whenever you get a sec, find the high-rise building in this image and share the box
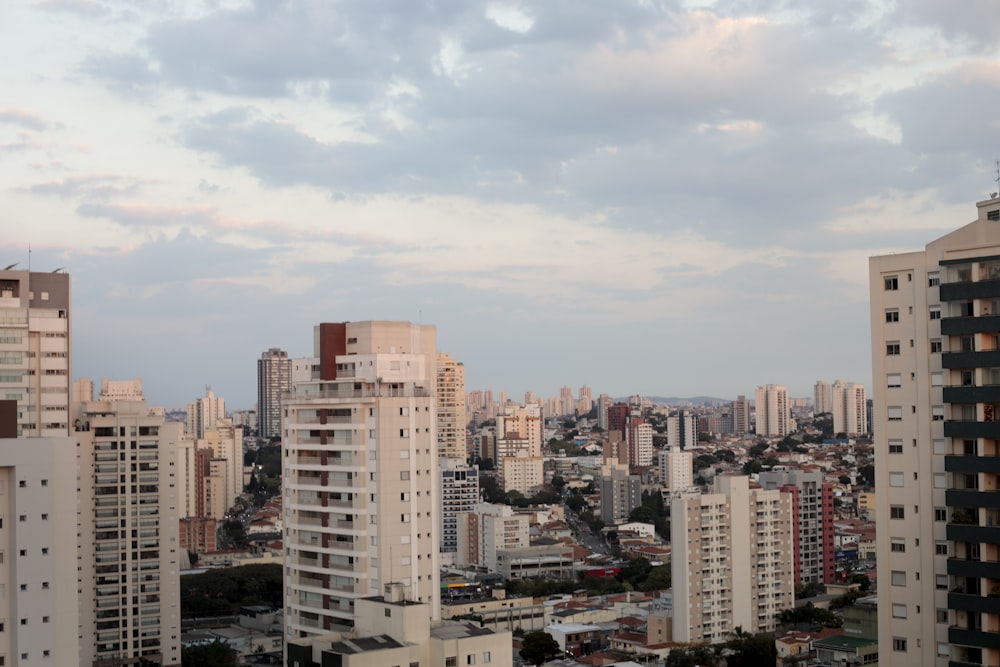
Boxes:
[436,353,466,459]
[732,395,750,435]
[185,386,226,439]
[439,459,479,557]
[869,195,1000,666]
[625,410,653,468]
[596,394,613,431]
[813,380,832,415]
[832,381,869,436]
[74,378,182,666]
[758,469,835,585]
[668,410,697,450]
[283,321,440,639]
[671,476,794,643]
[0,406,79,665]
[0,268,71,438]
[257,347,291,439]
[660,448,694,493]
[599,464,641,526]
[754,384,790,437]
[455,503,529,573]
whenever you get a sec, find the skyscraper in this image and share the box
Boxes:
[754,384,790,437]
[870,195,1000,666]
[435,353,466,459]
[185,386,226,439]
[74,378,182,666]
[0,268,70,438]
[732,395,750,435]
[667,410,697,450]
[832,381,869,436]
[813,380,832,415]
[671,476,794,643]
[282,321,441,639]
[257,347,291,439]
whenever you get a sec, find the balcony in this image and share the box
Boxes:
[949,557,1000,580]
[949,592,1000,615]
[945,386,1000,404]
[948,522,1000,544]
[946,422,1000,439]
[946,454,1000,474]
[944,351,1000,370]
[950,626,1000,650]
[942,279,1000,302]
[943,315,1000,336]
[948,489,1000,508]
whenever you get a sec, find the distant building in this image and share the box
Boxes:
[600,464,641,526]
[732,395,750,435]
[436,353,466,459]
[814,380,833,414]
[186,386,226,439]
[456,503,529,573]
[668,410,697,450]
[672,476,794,643]
[755,384,790,437]
[257,347,291,439]
[758,469,835,585]
[440,459,479,556]
[832,380,869,436]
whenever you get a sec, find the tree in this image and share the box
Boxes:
[479,475,505,504]
[181,639,238,667]
[519,631,561,665]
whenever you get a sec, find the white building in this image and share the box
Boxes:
[832,380,869,436]
[186,387,226,439]
[257,347,291,439]
[660,449,694,493]
[869,196,1000,666]
[435,353,466,459]
[0,431,79,666]
[754,384,790,437]
[74,378,182,666]
[283,321,441,640]
[455,502,529,574]
[813,380,832,415]
[439,459,479,558]
[671,476,794,644]
[667,410,697,450]
[0,269,71,438]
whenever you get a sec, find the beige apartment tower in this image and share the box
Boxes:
[283,321,441,640]
[0,269,70,438]
[435,353,466,459]
[671,476,794,644]
[870,196,1000,666]
[754,384,790,437]
[74,379,182,666]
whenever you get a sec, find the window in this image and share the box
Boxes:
[931,371,943,386]
[932,405,944,421]
[399,429,409,438]
[40,480,46,487]
[933,438,946,454]
[41,616,47,623]
[936,609,948,623]
[40,514,47,521]
[41,548,47,555]
[17,481,24,489]
[400,471,410,481]
[935,507,947,521]
[385,609,391,618]
[891,506,905,519]
[929,272,940,287]
[888,373,902,387]
[446,659,457,667]
[885,276,899,290]
[467,655,476,665]
[934,473,946,488]
[931,339,942,353]
[936,575,948,590]
[889,439,903,453]
[891,571,906,586]
[889,472,904,487]
[893,638,907,652]
[893,604,907,618]
[886,309,899,322]
[930,306,941,320]
[935,542,948,555]
[888,406,903,421]
[483,652,491,664]
[891,538,905,552]
[887,341,901,355]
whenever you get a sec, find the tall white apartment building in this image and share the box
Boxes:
[455,503,529,574]
[671,476,794,644]
[732,395,750,435]
[832,381,869,436]
[870,196,1000,667]
[496,404,542,456]
[283,321,441,640]
[660,448,694,493]
[0,269,70,438]
[185,387,226,439]
[74,378,182,667]
[257,347,291,439]
[667,410,697,450]
[199,421,243,515]
[626,411,654,468]
[439,459,479,558]
[0,426,79,666]
[600,464,641,526]
[435,353,466,459]
[754,384,790,437]
[814,380,832,414]
[758,469,835,585]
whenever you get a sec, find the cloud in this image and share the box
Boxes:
[31,0,109,18]
[0,107,55,131]
[24,174,145,199]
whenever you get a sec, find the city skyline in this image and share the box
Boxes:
[4,3,998,409]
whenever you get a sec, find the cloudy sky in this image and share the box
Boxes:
[3,0,999,410]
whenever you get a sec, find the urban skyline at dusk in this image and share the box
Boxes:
[4,2,999,408]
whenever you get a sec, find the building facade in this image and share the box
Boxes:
[758,469,835,585]
[74,379,182,666]
[832,381,869,436]
[435,353,466,459]
[282,321,441,640]
[870,196,1000,666]
[0,269,71,438]
[754,385,790,437]
[439,459,479,556]
[671,476,794,644]
[257,347,291,439]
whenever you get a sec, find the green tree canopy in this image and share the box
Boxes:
[519,631,561,665]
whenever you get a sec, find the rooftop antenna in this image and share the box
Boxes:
[993,160,1000,199]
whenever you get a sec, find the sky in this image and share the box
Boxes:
[3,0,1000,410]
